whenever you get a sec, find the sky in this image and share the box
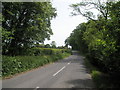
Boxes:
[44,0,88,46]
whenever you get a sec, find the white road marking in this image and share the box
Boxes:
[36,86,39,88]
[53,66,66,76]
[67,62,71,65]
[34,86,39,90]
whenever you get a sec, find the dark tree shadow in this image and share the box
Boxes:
[66,78,95,89]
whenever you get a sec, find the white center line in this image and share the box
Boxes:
[53,66,66,76]
[67,62,71,65]
[34,86,39,90]
[36,86,39,88]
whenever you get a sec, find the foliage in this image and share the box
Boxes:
[70,0,118,20]
[84,57,120,88]
[65,23,88,52]
[66,1,120,75]
[2,2,57,56]
[44,44,51,48]
[50,41,56,48]
[32,48,69,56]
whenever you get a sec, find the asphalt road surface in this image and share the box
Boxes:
[2,51,95,89]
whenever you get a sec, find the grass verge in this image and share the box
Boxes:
[2,52,71,79]
[84,57,120,89]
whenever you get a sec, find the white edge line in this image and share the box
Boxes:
[53,66,66,76]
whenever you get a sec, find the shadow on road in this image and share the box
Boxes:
[66,78,95,88]
[57,50,85,64]
[72,50,80,55]
[63,51,95,88]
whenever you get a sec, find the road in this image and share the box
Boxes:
[2,51,95,89]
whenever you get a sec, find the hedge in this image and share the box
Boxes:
[32,48,71,56]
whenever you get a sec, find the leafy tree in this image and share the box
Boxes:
[67,1,120,75]
[2,2,57,55]
[50,41,56,48]
[44,44,51,48]
[70,0,118,20]
[65,23,87,52]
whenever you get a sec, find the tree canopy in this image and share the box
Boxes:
[70,0,118,20]
[66,1,120,75]
[2,2,57,55]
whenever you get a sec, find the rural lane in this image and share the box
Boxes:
[2,51,95,89]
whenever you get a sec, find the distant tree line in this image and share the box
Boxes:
[35,41,68,49]
[65,1,120,75]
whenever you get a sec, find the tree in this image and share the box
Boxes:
[50,41,56,48]
[65,23,87,52]
[2,2,57,55]
[65,38,69,48]
[67,1,120,74]
[44,44,51,48]
[70,0,118,21]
